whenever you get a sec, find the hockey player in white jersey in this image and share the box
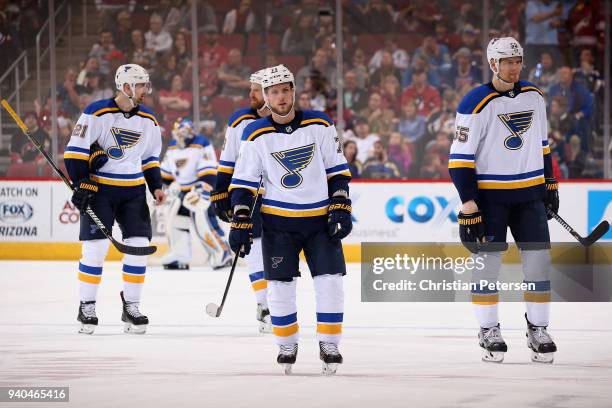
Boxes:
[211,68,273,333]
[228,65,352,375]
[449,38,558,363]
[64,64,165,335]
[160,118,232,270]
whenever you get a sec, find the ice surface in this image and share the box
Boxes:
[1,261,611,408]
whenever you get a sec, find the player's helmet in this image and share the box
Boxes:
[261,65,295,117]
[249,68,267,86]
[115,64,152,106]
[172,118,195,148]
[486,37,523,74]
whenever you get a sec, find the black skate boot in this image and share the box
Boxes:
[77,300,98,334]
[319,341,343,375]
[277,343,298,375]
[526,314,557,364]
[478,324,508,363]
[163,261,189,270]
[256,304,271,334]
[120,291,149,334]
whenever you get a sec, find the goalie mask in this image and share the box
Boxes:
[172,118,195,149]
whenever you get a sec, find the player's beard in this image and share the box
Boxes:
[271,101,293,116]
[250,98,264,111]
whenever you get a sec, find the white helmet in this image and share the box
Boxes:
[486,37,523,74]
[115,64,152,107]
[261,64,295,118]
[249,68,267,85]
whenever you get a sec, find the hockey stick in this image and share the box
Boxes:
[206,181,262,318]
[1,99,156,256]
[547,208,609,246]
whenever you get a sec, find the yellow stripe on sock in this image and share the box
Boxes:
[317,323,342,335]
[252,280,267,291]
[123,273,145,283]
[524,292,551,303]
[78,272,101,284]
[273,323,299,337]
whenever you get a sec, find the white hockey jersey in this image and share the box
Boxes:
[64,98,162,194]
[449,80,553,204]
[160,135,218,191]
[217,107,261,180]
[229,110,351,231]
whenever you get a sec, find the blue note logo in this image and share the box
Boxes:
[106,127,142,159]
[498,110,534,150]
[588,191,612,240]
[271,143,316,188]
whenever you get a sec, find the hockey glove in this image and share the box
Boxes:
[327,196,353,241]
[89,142,108,172]
[72,179,98,214]
[458,210,486,254]
[544,178,559,220]
[211,190,232,223]
[229,213,253,257]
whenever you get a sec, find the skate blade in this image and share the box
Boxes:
[78,324,96,335]
[258,321,272,334]
[281,364,293,375]
[123,322,147,334]
[322,362,339,376]
[531,351,554,364]
[481,350,505,363]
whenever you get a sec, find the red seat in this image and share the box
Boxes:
[355,34,386,57]
[217,34,246,52]
[211,95,236,118]
[396,34,425,53]
[245,34,281,55]
[243,55,264,71]
[276,55,306,75]
[6,162,40,178]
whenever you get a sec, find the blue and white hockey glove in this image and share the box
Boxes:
[211,190,232,223]
[72,178,98,214]
[229,211,253,257]
[327,194,352,241]
[544,178,559,220]
[458,210,486,254]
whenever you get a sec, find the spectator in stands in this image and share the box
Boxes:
[566,134,587,178]
[350,48,369,89]
[398,98,426,144]
[303,74,329,112]
[359,92,396,138]
[419,153,444,179]
[127,29,154,70]
[281,13,317,59]
[56,67,82,116]
[199,97,225,148]
[158,0,182,34]
[445,47,481,90]
[368,36,409,74]
[380,75,402,115]
[172,32,192,77]
[387,131,412,178]
[314,7,334,45]
[413,36,451,80]
[527,51,557,94]
[355,0,395,35]
[457,25,482,64]
[189,0,217,34]
[342,70,368,114]
[112,10,132,53]
[401,70,441,119]
[145,13,173,56]
[153,53,181,91]
[295,48,335,94]
[199,26,228,69]
[566,0,603,66]
[548,95,572,157]
[425,130,452,174]
[89,29,116,75]
[77,57,100,86]
[297,91,313,110]
[78,94,93,113]
[223,0,268,34]
[10,112,50,163]
[573,48,603,95]
[434,21,461,52]
[218,48,251,100]
[159,74,192,125]
[343,140,362,179]
[362,141,401,179]
[524,0,563,69]
[96,0,135,31]
[548,66,594,150]
[396,0,441,34]
[369,51,402,89]
[346,117,380,163]
[402,54,441,88]
[426,88,458,139]
[82,72,113,101]
[453,3,481,33]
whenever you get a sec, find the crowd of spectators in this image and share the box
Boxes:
[2,0,607,180]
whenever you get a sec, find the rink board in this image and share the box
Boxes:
[0,179,610,262]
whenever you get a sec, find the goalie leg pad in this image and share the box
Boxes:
[162,197,192,265]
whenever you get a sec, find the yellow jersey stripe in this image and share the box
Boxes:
[142,162,160,171]
[91,175,145,187]
[472,92,499,114]
[217,166,234,175]
[261,206,328,218]
[326,170,352,179]
[477,177,544,190]
[197,169,217,177]
[448,161,476,169]
[247,126,276,141]
[93,107,120,116]
[137,111,159,126]
[63,152,90,160]
[301,118,331,127]
[521,86,543,96]
[543,146,551,155]
[229,184,258,194]
[231,114,256,127]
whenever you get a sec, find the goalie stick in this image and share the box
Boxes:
[547,208,609,247]
[1,99,157,256]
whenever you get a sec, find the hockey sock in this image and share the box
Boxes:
[78,239,110,302]
[121,237,149,303]
[246,238,267,306]
[471,251,501,328]
[314,274,344,345]
[267,279,298,345]
[521,250,552,326]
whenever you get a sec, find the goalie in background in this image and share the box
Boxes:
[160,118,232,270]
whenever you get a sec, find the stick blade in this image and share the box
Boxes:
[206,303,220,318]
[584,221,610,246]
[114,240,157,255]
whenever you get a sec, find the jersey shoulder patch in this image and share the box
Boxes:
[83,98,118,116]
[518,80,544,97]
[300,110,333,128]
[457,84,500,115]
[242,117,275,142]
[228,107,258,128]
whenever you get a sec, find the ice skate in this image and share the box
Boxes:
[256,303,271,333]
[277,343,298,375]
[526,314,556,364]
[319,341,343,375]
[77,300,98,334]
[478,324,507,363]
[163,260,189,270]
[120,291,149,334]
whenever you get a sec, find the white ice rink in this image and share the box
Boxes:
[1,261,611,408]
